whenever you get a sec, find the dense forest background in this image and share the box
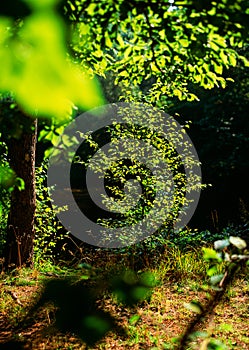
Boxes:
[170,47,249,230]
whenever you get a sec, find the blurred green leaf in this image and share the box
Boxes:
[207,339,228,349]
[210,274,224,286]
[82,315,111,335]
[111,270,155,306]
[202,248,222,262]
[184,301,203,314]
[188,331,209,340]
[0,1,105,121]
[0,166,16,191]
[129,314,141,325]
[207,265,218,277]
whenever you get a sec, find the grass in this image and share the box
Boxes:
[0,247,248,349]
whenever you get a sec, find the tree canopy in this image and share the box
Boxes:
[0,0,248,118]
[68,0,249,103]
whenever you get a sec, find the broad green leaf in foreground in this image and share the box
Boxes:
[0,165,25,191]
[0,0,104,122]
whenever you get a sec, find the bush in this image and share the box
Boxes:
[34,162,69,263]
[0,142,11,255]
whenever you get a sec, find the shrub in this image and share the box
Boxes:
[34,162,69,263]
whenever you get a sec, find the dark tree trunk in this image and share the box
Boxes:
[4,116,37,269]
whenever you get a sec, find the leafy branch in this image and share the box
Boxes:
[144,8,164,75]
[178,236,248,349]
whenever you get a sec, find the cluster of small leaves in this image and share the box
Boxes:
[75,105,203,246]
[220,223,249,245]
[205,236,248,287]
[69,0,249,104]
[0,142,10,254]
[181,234,248,349]
[0,137,25,253]
[0,97,30,192]
[165,228,231,250]
[34,162,69,262]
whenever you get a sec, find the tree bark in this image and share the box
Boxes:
[4,116,37,269]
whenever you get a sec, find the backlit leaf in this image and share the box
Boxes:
[229,236,247,250]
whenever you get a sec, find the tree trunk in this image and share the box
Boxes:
[4,116,37,269]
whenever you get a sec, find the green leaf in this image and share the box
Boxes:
[0,5,105,121]
[132,286,151,300]
[220,50,228,65]
[119,70,130,77]
[207,265,218,277]
[129,314,141,325]
[218,323,233,332]
[80,275,89,280]
[82,315,111,335]
[16,177,25,191]
[208,7,216,16]
[207,339,228,349]
[213,63,223,75]
[184,301,202,314]
[188,331,208,340]
[117,33,125,48]
[105,33,112,48]
[139,271,157,287]
[202,248,222,261]
[210,274,224,286]
[239,55,249,67]
[0,166,16,191]
[228,54,236,67]
[179,39,189,47]
[174,89,183,100]
[86,3,97,16]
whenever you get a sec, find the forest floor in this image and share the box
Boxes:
[0,261,248,350]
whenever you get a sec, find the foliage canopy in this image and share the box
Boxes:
[69,0,249,104]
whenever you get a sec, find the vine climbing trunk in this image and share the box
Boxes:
[4,115,37,269]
